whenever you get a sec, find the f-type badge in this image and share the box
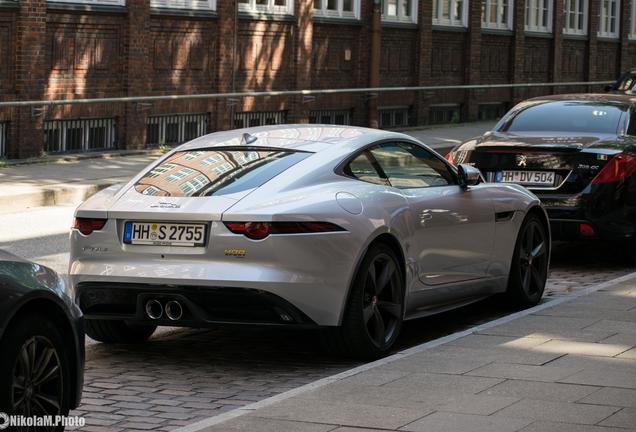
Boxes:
[150,202,180,209]
[516,154,528,168]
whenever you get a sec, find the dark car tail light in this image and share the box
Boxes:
[73,218,108,235]
[592,153,636,184]
[224,222,346,240]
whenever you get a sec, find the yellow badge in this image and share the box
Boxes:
[224,249,247,258]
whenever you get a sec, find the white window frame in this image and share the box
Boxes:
[630,0,636,39]
[47,0,125,6]
[432,0,469,27]
[598,0,620,38]
[313,0,360,19]
[482,0,514,30]
[150,0,214,10]
[525,0,553,32]
[382,0,418,24]
[563,0,588,35]
[238,0,293,15]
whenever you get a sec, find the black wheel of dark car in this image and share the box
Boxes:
[0,314,72,431]
[507,214,549,307]
[325,243,404,359]
[85,319,156,344]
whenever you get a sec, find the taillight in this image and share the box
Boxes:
[224,222,346,240]
[445,151,456,165]
[592,153,636,183]
[72,218,107,235]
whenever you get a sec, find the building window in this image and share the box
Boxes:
[563,0,588,35]
[598,0,619,38]
[482,0,514,30]
[382,0,418,24]
[47,0,125,6]
[0,122,6,158]
[234,111,287,129]
[238,0,293,15]
[430,104,461,124]
[432,0,468,27]
[151,0,214,9]
[44,118,117,154]
[478,103,508,121]
[143,186,162,196]
[165,168,195,183]
[379,107,410,129]
[525,0,553,32]
[146,113,208,148]
[631,0,636,38]
[179,174,210,195]
[313,0,359,18]
[308,110,352,125]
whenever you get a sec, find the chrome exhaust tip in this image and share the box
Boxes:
[165,300,183,321]
[145,299,163,320]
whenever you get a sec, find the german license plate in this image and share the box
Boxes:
[123,222,206,246]
[496,170,555,186]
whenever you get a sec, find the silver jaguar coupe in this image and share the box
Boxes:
[69,125,550,358]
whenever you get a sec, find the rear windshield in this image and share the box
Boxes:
[503,101,625,134]
[134,148,310,197]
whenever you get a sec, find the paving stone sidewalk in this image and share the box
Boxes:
[198,276,636,432]
[0,121,494,212]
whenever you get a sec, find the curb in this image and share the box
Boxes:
[174,271,636,432]
[0,181,116,212]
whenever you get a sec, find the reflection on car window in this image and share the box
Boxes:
[135,148,310,197]
[370,142,455,189]
[505,101,625,134]
[344,152,388,186]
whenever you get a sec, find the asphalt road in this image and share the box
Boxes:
[1,204,634,432]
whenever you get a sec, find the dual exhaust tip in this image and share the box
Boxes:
[145,299,183,321]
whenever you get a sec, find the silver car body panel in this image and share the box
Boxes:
[69,125,546,326]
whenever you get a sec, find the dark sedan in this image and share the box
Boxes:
[0,250,84,427]
[447,94,636,250]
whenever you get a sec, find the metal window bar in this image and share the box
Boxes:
[0,122,6,158]
[146,113,208,147]
[43,118,117,154]
[379,107,411,129]
[429,104,461,125]
[234,111,287,129]
[308,110,352,125]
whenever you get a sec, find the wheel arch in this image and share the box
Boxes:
[1,296,83,409]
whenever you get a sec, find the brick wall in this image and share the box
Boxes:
[3,0,636,158]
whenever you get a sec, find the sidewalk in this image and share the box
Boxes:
[0,121,494,213]
[187,275,636,432]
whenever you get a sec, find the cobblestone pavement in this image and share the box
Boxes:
[70,241,634,432]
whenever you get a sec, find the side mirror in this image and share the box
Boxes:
[458,164,483,188]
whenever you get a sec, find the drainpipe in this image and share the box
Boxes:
[368,0,381,129]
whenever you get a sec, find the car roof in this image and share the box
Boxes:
[526,93,636,105]
[176,124,417,153]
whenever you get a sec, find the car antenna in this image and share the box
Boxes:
[242,133,258,145]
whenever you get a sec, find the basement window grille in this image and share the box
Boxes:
[44,118,117,154]
[478,103,507,121]
[0,122,6,158]
[146,113,208,148]
[309,110,352,125]
[234,111,287,129]
[429,104,462,125]
[379,107,410,129]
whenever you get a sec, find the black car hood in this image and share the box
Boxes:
[472,132,630,152]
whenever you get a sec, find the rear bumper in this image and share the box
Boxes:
[77,282,317,327]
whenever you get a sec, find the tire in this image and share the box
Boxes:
[507,213,549,307]
[323,243,404,360]
[85,319,156,344]
[0,313,72,430]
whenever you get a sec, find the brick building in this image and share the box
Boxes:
[0,0,635,159]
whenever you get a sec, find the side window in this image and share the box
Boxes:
[343,152,389,186]
[628,111,636,136]
[370,142,456,189]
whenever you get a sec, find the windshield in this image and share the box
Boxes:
[134,148,311,197]
[503,101,625,134]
